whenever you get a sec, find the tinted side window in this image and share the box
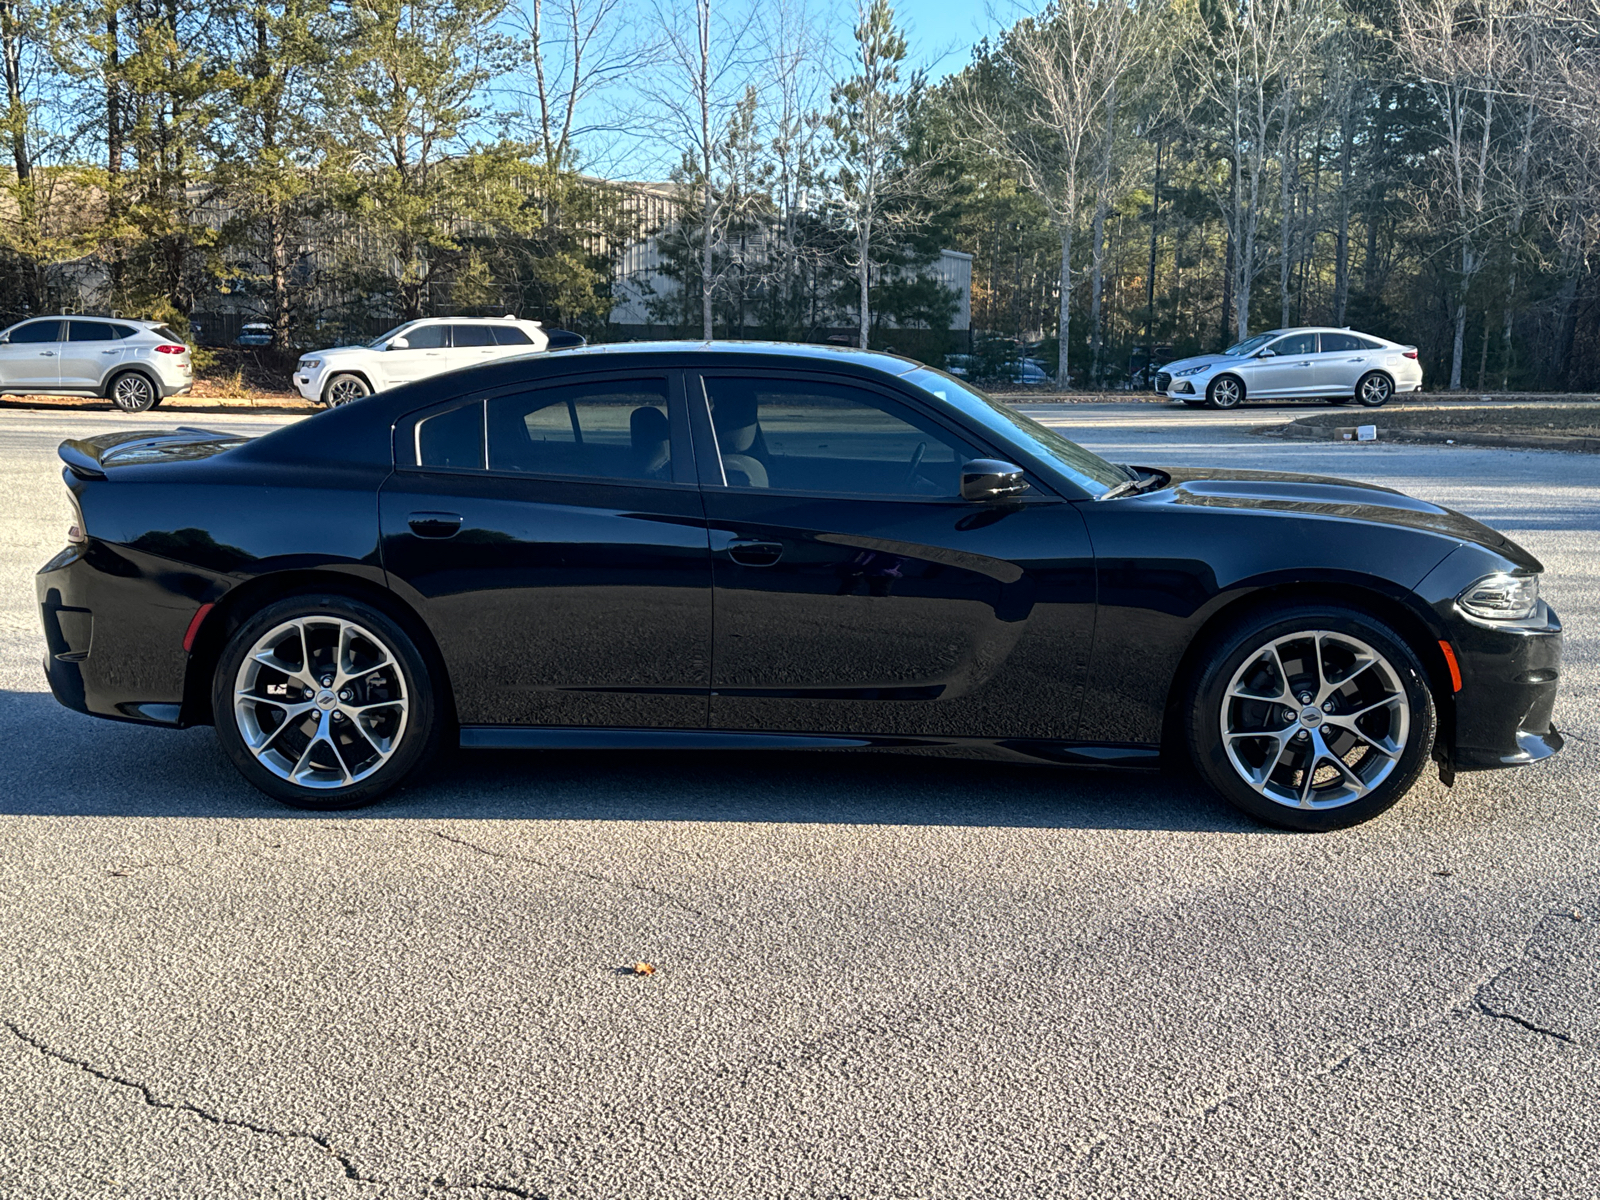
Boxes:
[110,324,136,339]
[152,325,185,343]
[399,324,448,350]
[1355,336,1386,350]
[703,378,972,497]
[1268,333,1317,356]
[416,402,485,470]
[451,323,495,347]
[491,324,535,345]
[1320,333,1364,353]
[9,320,60,343]
[487,379,671,481]
[69,321,117,342]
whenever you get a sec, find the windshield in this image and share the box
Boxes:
[899,367,1130,496]
[1223,333,1277,356]
[367,323,413,349]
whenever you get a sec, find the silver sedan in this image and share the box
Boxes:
[1155,327,1424,409]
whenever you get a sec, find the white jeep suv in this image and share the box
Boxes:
[0,316,193,411]
[294,316,551,406]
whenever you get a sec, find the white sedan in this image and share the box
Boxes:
[1156,327,1423,409]
[294,317,551,406]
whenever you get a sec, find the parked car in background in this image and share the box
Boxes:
[1156,327,1422,409]
[235,323,273,347]
[943,352,1054,386]
[293,316,552,407]
[0,316,192,412]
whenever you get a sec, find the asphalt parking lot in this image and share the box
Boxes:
[0,401,1594,1199]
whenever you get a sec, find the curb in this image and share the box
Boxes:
[1257,420,1600,454]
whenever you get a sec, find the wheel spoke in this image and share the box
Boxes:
[1324,714,1401,758]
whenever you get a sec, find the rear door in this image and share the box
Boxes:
[1310,331,1372,396]
[689,369,1097,740]
[60,320,126,389]
[0,319,62,389]
[379,370,713,729]
[446,322,499,371]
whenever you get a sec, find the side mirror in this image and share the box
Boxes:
[961,459,1030,502]
[1255,348,1276,358]
[388,336,409,350]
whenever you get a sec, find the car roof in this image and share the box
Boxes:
[404,315,543,326]
[496,339,922,374]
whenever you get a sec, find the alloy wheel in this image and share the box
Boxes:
[1219,629,1409,811]
[112,374,156,412]
[1208,377,1242,408]
[232,616,409,790]
[1358,374,1392,407]
[326,376,369,406]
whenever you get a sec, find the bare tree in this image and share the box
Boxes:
[951,0,1131,385]
[514,0,648,169]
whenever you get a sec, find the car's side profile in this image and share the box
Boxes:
[0,316,193,411]
[38,343,1560,830]
[293,316,554,407]
[1156,327,1424,409]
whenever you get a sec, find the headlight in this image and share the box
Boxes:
[299,359,321,370]
[1457,572,1539,620]
[1173,364,1209,377]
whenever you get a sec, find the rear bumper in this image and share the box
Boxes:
[1449,601,1563,771]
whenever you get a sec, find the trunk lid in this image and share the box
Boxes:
[59,428,250,479]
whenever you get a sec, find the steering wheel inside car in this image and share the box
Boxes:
[903,441,927,488]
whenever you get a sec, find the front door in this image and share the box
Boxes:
[689,371,1097,741]
[379,371,712,729]
[378,323,449,387]
[0,319,62,390]
[1242,331,1319,398]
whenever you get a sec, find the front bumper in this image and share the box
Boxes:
[294,373,321,402]
[1448,601,1563,770]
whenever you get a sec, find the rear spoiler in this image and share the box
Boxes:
[59,427,245,480]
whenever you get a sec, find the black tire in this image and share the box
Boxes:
[324,373,371,407]
[1184,603,1437,831]
[212,594,440,810]
[1206,374,1244,409]
[108,371,159,413]
[1355,371,1393,408]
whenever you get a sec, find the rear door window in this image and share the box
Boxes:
[415,402,486,470]
[68,321,118,342]
[487,379,673,482]
[450,324,495,347]
[1320,332,1365,353]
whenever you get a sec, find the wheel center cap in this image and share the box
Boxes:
[1300,706,1324,728]
[315,689,338,710]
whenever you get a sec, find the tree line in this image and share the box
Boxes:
[1,0,1597,390]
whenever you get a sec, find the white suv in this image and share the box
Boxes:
[0,316,193,411]
[294,316,552,406]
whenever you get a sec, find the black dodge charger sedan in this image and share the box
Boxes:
[37,342,1562,830]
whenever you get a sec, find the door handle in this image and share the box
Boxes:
[1295,361,1311,367]
[724,539,784,567]
[102,349,119,354]
[407,511,463,538]
[40,350,54,356]
[1347,358,1365,363]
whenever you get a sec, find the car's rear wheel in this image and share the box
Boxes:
[324,374,370,407]
[1185,604,1436,830]
[1356,372,1393,407]
[109,371,158,413]
[212,595,439,810]
[1206,375,1244,409]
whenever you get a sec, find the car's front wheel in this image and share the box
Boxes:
[109,371,158,413]
[1185,604,1437,830]
[324,374,371,407]
[212,595,439,810]
[1206,375,1244,409]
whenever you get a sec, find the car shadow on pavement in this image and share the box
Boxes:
[0,689,1264,833]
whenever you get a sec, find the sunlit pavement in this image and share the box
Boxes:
[0,405,1594,1199]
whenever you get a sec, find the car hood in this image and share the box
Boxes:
[1133,465,1540,570]
[305,345,373,363]
[1158,353,1237,374]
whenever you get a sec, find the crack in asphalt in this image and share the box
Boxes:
[433,829,713,921]
[2,1019,548,1199]
[1063,901,1587,1182]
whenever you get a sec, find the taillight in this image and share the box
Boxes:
[1403,349,1418,360]
[67,496,86,545]
[154,344,187,355]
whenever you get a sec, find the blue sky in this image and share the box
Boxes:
[895,0,1009,80]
